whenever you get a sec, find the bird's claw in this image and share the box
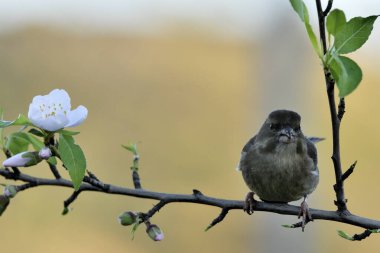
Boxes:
[298,197,313,231]
[244,192,257,215]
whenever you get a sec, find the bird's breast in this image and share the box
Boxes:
[241,142,319,202]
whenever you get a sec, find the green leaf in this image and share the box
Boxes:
[25,134,44,150]
[5,132,32,154]
[58,129,80,136]
[131,218,141,240]
[289,0,321,57]
[0,114,30,128]
[281,224,295,228]
[327,9,346,37]
[334,15,378,54]
[330,55,362,97]
[337,230,354,241]
[305,23,322,57]
[58,134,86,191]
[122,143,138,155]
[5,131,46,155]
[28,128,45,137]
[289,0,309,23]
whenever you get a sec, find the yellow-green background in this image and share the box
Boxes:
[1,1,380,252]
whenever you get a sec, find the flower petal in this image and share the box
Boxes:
[47,89,71,111]
[65,105,88,128]
[3,152,31,167]
[32,113,69,131]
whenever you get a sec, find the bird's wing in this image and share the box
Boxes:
[236,135,257,171]
[306,139,318,166]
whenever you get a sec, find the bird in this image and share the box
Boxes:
[237,110,320,230]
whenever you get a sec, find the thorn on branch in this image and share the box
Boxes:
[323,0,333,16]
[87,170,100,181]
[193,189,203,197]
[341,161,357,182]
[337,98,346,121]
[333,161,357,209]
[205,208,229,231]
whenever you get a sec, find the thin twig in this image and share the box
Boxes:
[205,208,230,231]
[63,190,82,209]
[323,0,333,16]
[341,161,357,182]
[316,0,349,214]
[145,199,169,219]
[352,229,373,241]
[1,168,380,230]
[48,163,61,179]
[132,171,142,189]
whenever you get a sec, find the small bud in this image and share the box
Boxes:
[38,147,52,160]
[146,224,164,241]
[2,151,42,167]
[4,185,17,198]
[0,195,10,216]
[337,230,354,241]
[118,211,137,226]
[62,206,69,215]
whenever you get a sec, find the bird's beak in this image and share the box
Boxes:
[279,127,295,143]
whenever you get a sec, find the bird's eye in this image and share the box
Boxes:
[294,126,301,132]
[270,123,280,131]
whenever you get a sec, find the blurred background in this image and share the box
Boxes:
[0,0,380,252]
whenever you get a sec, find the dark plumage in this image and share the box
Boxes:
[238,110,319,229]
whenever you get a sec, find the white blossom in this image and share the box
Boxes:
[28,89,88,131]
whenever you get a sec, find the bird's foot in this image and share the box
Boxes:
[244,192,257,215]
[298,196,312,231]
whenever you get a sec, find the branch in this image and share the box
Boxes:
[1,168,380,230]
[352,229,373,241]
[341,161,357,182]
[48,163,61,179]
[315,0,349,214]
[323,0,333,16]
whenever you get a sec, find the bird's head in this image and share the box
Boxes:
[260,110,303,144]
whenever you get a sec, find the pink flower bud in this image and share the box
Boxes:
[38,147,52,160]
[146,224,164,241]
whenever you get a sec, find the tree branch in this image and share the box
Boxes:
[0,0,378,242]
[315,0,349,214]
[1,168,380,230]
[352,229,373,241]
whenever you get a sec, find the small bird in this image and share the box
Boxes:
[237,110,319,230]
